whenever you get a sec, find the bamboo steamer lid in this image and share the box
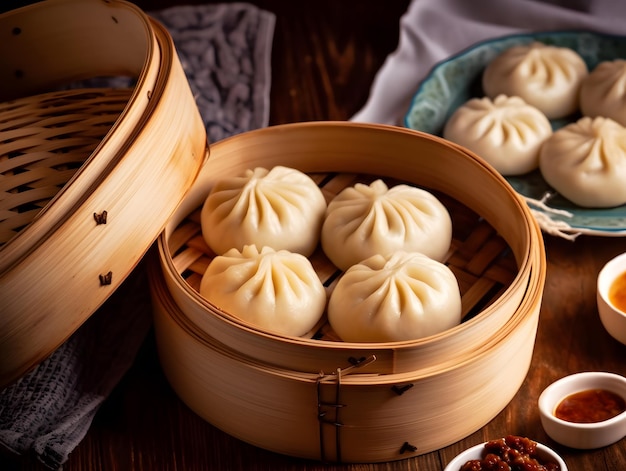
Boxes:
[149,122,546,462]
[155,122,544,374]
[0,0,207,388]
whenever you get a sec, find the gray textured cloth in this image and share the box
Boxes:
[152,2,275,142]
[0,3,275,469]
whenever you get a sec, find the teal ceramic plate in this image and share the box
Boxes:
[404,30,626,237]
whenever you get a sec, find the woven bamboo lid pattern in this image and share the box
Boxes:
[0,0,207,388]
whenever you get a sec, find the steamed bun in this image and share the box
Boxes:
[482,42,588,119]
[199,245,326,337]
[321,179,452,271]
[580,59,626,127]
[539,116,626,208]
[327,251,462,343]
[443,95,552,175]
[201,166,326,256]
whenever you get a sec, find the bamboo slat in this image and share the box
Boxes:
[0,0,208,388]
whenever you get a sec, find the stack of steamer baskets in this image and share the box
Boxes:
[150,122,547,463]
[0,0,207,388]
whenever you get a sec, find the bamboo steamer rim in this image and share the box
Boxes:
[156,121,545,359]
[154,222,544,384]
[0,1,207,388]
[0,0,160,274]
[151,250,543,385]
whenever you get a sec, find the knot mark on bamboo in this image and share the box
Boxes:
[391,383,414,395]
[93,211,108,225]
[347,356,366,366]
[12,27,21,35]
[99,271,113,286]
[399,441,418,454]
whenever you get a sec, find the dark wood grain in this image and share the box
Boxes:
[13,1,626,470]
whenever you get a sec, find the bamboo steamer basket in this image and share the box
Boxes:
[150,122,546,462]
[0,0,207,388]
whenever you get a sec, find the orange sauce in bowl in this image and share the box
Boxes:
[609,270,626,314]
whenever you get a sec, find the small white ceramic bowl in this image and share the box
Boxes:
[597,252,626,345]
[443,438,567,471]
[538,371,626,449]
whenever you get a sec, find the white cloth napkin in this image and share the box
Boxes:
[352,0,626,126]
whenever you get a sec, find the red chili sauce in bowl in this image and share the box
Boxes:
[554,389,626,423]
[459,435,561,471]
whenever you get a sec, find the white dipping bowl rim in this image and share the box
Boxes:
[443,439,567,471]
[597,252,626,346]
[538,371,626,450]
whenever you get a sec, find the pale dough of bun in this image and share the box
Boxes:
[199,245,326,337]
[580,59,626,127]
[201,166,327,256]
[443,95,552,176]
[327,251,462,343]
[321,179,452,271]
[482,42,588,119]
[539,116,626,208]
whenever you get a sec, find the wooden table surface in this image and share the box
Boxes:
[15,0,626,470]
